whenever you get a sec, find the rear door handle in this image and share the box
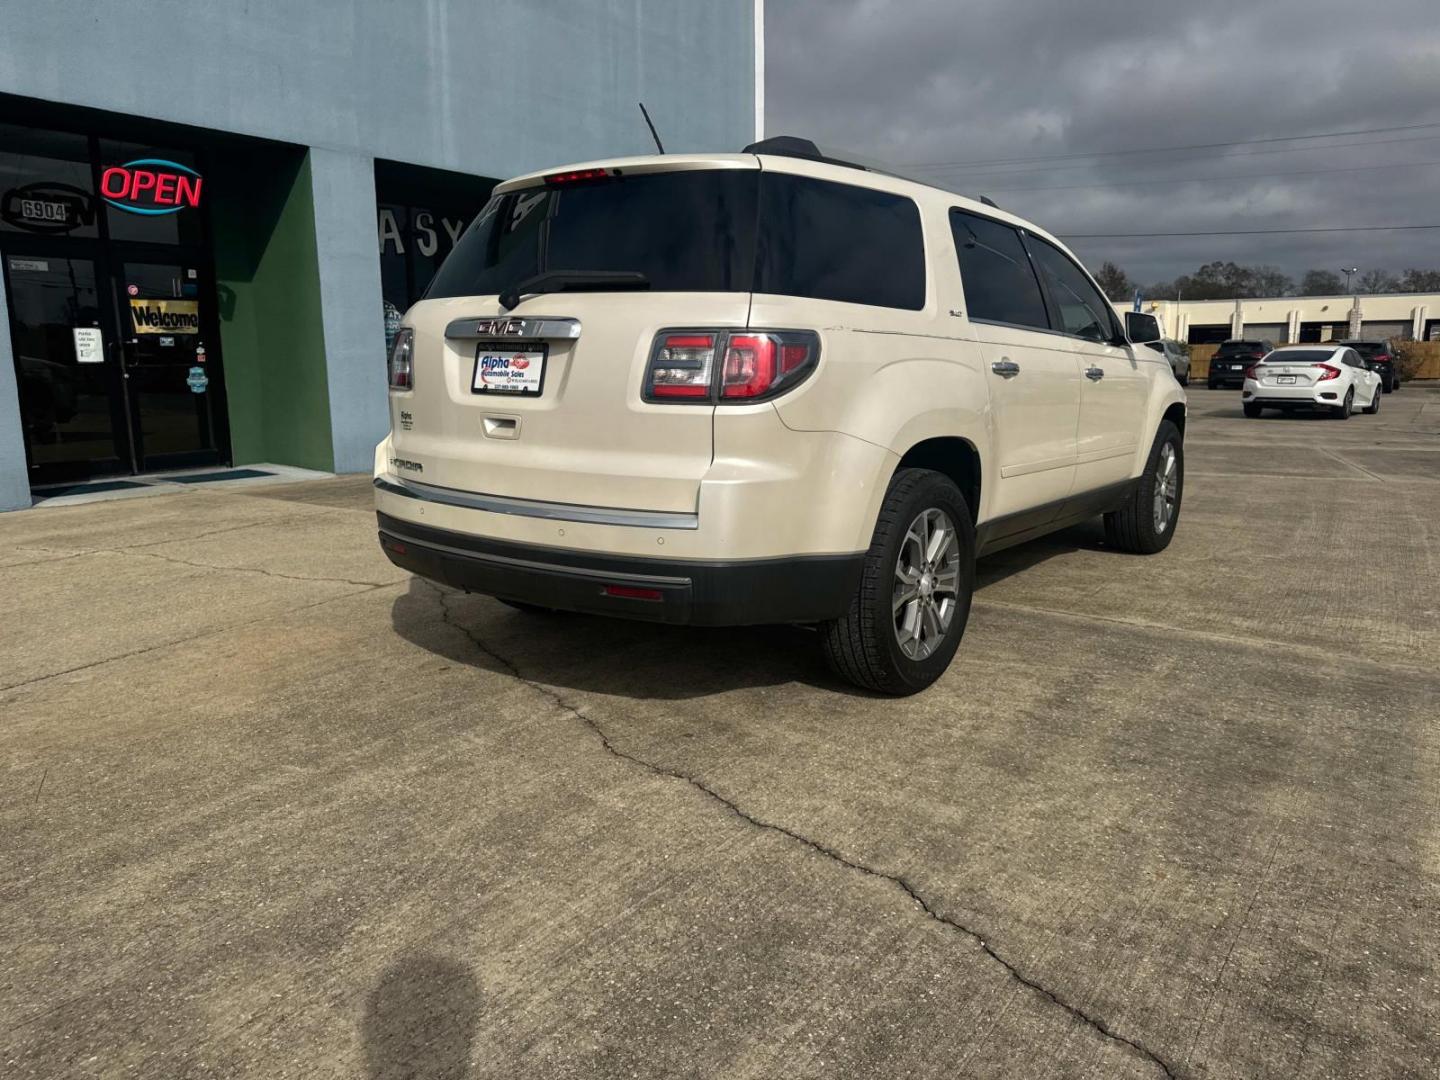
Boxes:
[1085,366,1105,381]
[991,359,1020,377]
[483,415,521,440]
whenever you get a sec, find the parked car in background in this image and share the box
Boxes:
[375,138,1188,695]
[1208,339,1276,389]
[1241,345,1382,419]
[1337,339,1402,392]
[1149,338,1189,385]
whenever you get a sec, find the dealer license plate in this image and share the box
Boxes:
[473,343,547,396]
[1277,375,1296,384]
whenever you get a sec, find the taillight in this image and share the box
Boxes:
[644,330,819,403]
[1316,364,1341,381]
[1244,364,1259,380]
[1374,354,1390,362]
[647,333,717,398]
[388,327,414,390]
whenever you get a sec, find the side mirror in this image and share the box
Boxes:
[1125,311,1161,344]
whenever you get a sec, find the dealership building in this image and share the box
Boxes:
[0,1,762,511]
[1141,292,1440,345]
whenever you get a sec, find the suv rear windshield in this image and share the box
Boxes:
[1263,350,1333,363]
[425,169,926,310]
[1343,342,1386,355]
[1216,342,1267,354]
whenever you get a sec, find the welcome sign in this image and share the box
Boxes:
[130,298,200,334]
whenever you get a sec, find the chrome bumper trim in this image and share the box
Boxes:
[374,476,699,530]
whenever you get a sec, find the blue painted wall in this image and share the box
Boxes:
[0,0,756,186]
[0,0,757,507]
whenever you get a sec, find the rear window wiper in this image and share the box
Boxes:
[499,270,649,311]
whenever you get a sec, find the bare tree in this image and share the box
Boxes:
[1300,269,1344,295]
[1399,269,1440,292]
[1358,269,1400,294]
[1093,260,1134,302]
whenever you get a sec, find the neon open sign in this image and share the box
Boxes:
[100,159,203,216]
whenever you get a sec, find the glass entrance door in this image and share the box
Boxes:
[113,257,224,471]
[4,251,131,482]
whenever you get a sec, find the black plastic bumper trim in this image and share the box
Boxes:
[377,512,865,626]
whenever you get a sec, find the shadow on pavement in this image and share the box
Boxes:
[389,517,1128,700]
[391,576,838,699]
[362,952,482,1080]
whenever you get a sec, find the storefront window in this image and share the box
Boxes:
[375,160,494,352]
[0,123,98,239]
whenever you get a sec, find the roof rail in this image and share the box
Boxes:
[743,134,1000,209]
[742,136,869,170]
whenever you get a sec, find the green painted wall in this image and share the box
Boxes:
[211,149,333,471]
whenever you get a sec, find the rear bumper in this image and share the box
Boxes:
[378,511,865,626]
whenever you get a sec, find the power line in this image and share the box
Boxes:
[903,120,1440,170]
[921,133,1440,179]
[986,158,1440,194]
[1058,224,1440,239]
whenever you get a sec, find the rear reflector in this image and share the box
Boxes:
[601,584,664,601]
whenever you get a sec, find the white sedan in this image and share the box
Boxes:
[1241,345,1382,419]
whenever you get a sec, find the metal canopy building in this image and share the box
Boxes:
[0,1,762,510]
[1139,292,1440,345]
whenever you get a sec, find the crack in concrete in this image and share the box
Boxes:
[425,582,1179,1080]
[117,547,395,588]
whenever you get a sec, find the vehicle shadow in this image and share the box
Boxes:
[361,952,482,1080]
[391,576,839,699]
[390,518,1112,701]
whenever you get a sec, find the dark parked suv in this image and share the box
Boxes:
[1338,339,1402,392]
[1208,340,1275,389]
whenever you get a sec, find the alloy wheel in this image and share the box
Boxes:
[1153,442,1179,534]
[892,507,962,660]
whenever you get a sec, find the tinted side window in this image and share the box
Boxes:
[949,210,1049,329]
[1026,237,1118,343]
[756,174,925,310]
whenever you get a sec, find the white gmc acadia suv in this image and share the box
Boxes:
[375,137,1187,695]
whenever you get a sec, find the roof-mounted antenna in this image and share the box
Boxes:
[638,102,666,154]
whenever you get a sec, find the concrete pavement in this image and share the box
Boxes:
[2,387,1437,1078]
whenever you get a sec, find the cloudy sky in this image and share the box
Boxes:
[765,0,1440,289]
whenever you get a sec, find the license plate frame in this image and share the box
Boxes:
[1277,375,1296,385]
[472,342,548,397]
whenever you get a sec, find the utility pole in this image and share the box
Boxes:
[1341,266,1359,292]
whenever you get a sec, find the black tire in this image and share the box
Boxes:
[1178,372,1189,387]
[1207,381,1218,390]
[820,468,975,696]
[1333,388,1353,419]
[1243,402,1263,418]
[1391,377,1401,392]
[1363,386,1381,415]
[1104,420,1183,555]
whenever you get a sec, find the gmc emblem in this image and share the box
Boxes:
[470,318,525,336]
